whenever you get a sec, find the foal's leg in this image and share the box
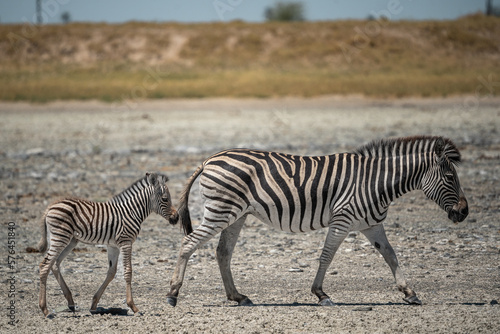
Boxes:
[90,246,119,313]
[216,217,252,305]
[51,238,78,312]
[361,224,421,305]
[39,237,72,317]
[120,242,139,313]
[311,225,348,306]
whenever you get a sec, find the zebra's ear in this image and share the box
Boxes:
[146,172,157,185]
[434,137,445,159]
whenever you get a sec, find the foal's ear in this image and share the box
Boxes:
[146,172,158,185]
[434,137,445,159]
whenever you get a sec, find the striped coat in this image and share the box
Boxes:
[38,173,178,317]
[167,136,468,307]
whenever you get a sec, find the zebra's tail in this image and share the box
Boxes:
[37,210,48,253]
[177,164,204,235]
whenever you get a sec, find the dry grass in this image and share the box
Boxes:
[0,15,499,101]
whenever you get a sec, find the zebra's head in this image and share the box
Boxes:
[146,172,179,225]
[421,138,469,223]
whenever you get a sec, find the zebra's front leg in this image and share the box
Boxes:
[120,243,140,314]
[51,238,78,313]
[90,246,119,313]
[311,225,348,306]
[361,224,421,305]
[216,217,253,306]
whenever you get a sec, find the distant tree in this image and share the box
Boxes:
[264,2,305,22]
[61,12,71,24]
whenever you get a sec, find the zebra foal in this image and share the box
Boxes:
[37,172,179,317]
[167,136,469,307]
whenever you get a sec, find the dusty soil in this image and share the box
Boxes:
[0,96,499,333]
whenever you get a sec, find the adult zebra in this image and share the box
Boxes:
[37,173,179,317]
[167,136,468,307]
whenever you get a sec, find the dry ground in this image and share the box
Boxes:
[0,96,499,333]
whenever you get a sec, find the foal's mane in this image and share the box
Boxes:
[109,175,149,203]
[108,173,169,203]
[353,136,461,166]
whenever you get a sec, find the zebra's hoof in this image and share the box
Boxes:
[403,295,422,305]
[319,298,335,306]
[238,297,254,306]
[46,313,56,319]
[167,296,177,307]
[90,307,103,315]
[69,305,75,313]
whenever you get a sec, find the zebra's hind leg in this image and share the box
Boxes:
[90,246,119,313]
[361,224,422,305]
[311,225,348,306]
[39,236,72,317]
[167,216,227,307]
[216,217,253,306]
[51,238,78,313]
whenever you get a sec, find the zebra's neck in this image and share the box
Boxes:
[108,178,153,222]
[377,152,433,205]
[353,136,445,206]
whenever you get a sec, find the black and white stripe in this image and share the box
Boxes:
[168,136,468,307]
[38,172,178,317]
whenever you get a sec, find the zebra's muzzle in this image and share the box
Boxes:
[169,210,180,225]
[448,197,468,223]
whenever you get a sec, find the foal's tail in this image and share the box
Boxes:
[36,210,49,253]
[177,164,204,235]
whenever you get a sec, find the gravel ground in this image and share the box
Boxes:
[0,96,499,333]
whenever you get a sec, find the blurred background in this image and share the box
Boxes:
[0,0,499,101]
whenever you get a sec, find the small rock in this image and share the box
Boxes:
[47,172,59,181]
[352,306,372,311]
[26,148,45,156]
[288,268,303,272]
[29,172,44,180]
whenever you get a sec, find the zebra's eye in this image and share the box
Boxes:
[444,172,454,180]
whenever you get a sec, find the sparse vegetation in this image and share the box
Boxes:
[264,1,305,22]
[0,15,499,101]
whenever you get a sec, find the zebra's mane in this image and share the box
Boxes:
[108,173,169,204]
[108,175,150,204]
[353,136,461,166]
